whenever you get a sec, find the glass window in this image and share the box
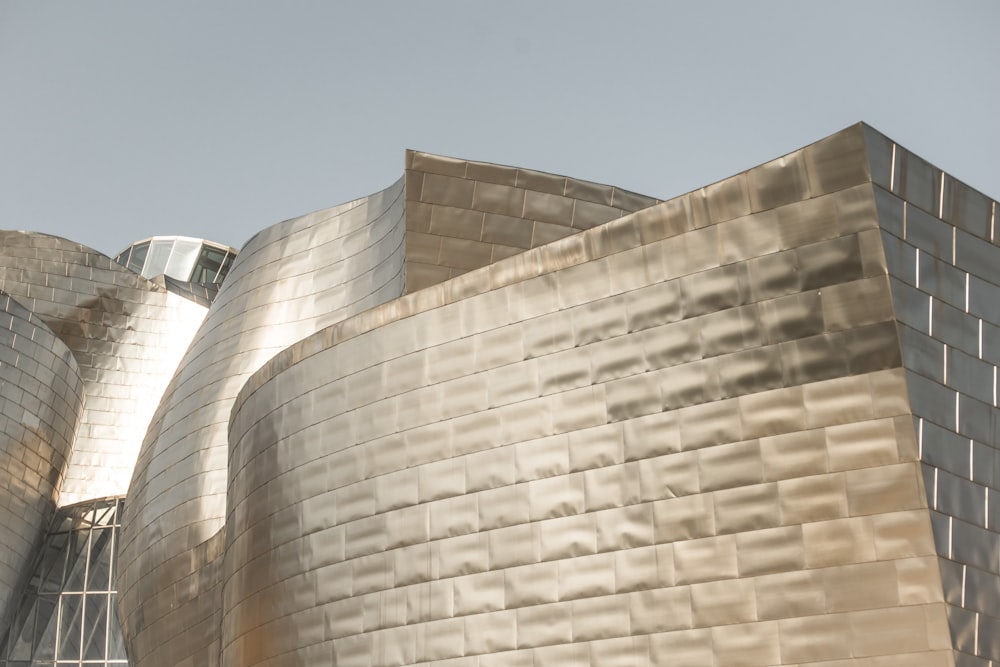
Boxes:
[141,239,174,279]
[0,498,127,666]
[85,529,112,592]
[7,597,35,660]
[217,250,236,283]
[92,503,116,528]
[82,594,108,660]
[164,239,202,280]
[112,248,130,268]
[32,597,57,661]
[62,530,89,593]
[56,593,82,661]
[191,245,227,283]
[36,533,68,594]
[126,242,149,274]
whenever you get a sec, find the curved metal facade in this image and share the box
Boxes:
[118,179,408,667]
[2,125,996,667]
[0,232,209,506]
[224,125,960,665]
[222,126,1000,666]
[116,156,663,667]
[0,293,85,630]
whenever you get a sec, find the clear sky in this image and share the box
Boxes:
[1,1,997,255]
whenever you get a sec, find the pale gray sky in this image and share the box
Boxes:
[1,1,997,255]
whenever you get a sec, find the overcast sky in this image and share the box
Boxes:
[1,1,997,255]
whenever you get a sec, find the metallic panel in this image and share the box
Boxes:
[206,123,987,666]
[0,123,946,665]
[0,293,85,630]
[404,150,660,292]
[879,135,1000,664]
[118,179,407,667]
[0,232,208,505]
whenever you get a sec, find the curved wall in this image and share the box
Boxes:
[118,178,407,667]
[0,292,85,630]
[0,232,209,506]
[224,126,955,665]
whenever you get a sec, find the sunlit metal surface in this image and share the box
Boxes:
[222,125,998,666]
[0,233,209,506]
[97,125,1000,666]
[0,292,85,631]
[404,150,661,292]
[118,180,408,666]
[0,497,128,666]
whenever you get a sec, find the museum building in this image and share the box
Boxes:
[0,123,997,666]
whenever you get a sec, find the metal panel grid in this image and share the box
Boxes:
[0,294,85,631]
[118,179,408,667]
[0,233,209,506]
[73,124,998,665]
[404,150,662,292]
[869,127,1000,665]
[214,124,969,665]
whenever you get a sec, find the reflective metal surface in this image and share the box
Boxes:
[2,124,994,667]
[0,292,85,630]
[218,126,998,666]
[868,126,1000,665]
[118,180,408,667]
[404,151,660,292]
[0,232,209,506]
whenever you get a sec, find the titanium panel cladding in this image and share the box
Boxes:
[0,232,208,506]
[118,180,408,667]
[404,150,660,292]
[0,293,85,630]
[90,125,1000,666]
[867,126,1000,665]
[216,125,984,666]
